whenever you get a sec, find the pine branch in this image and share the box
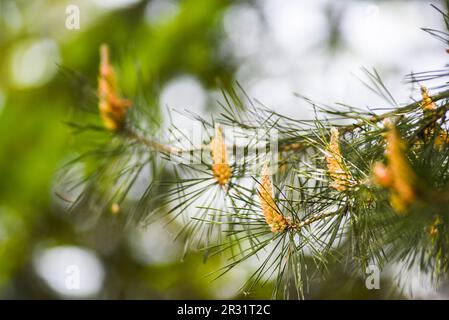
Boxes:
[121,88,449,158]
[60,7,449,299]
[289,206,347,230]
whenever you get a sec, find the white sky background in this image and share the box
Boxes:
[229,0,446,116]
[162,0,448,127]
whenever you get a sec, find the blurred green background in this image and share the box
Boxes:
[0,0,447,299]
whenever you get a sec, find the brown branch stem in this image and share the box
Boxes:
[124,90,449,156]
[288,205,348,231]
[278,89,449,152]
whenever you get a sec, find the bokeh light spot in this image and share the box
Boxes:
[10,39,60,88]
[145,0,179,26]
[92,0,141,10]
[33,246,105,298]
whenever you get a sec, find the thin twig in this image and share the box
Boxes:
[340,89,449,133]
[288,205,348,231]
[279,89,449,151]
[124,90,449,156]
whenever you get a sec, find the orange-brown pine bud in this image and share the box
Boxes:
[325,127,352,191]
[258,163,289,232]
[373,162,392,187]
[98,44,132,131]
[210,125,231,186]
[434,130,449,146]
[373,123,417,213]
[419,86,449,147]
[429,216,441,238]
[420,86,436,111]
[111,203,120,215]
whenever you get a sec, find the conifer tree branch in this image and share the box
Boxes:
[278,88,449,151]
[122,90,449,157]
[61,8,449,299]
[289,206,347,231]
[341,89,449,133]
[123,129,197,155]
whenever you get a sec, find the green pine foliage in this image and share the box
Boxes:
[60,6,449,299]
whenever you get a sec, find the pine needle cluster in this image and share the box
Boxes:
[59,8,449,299]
